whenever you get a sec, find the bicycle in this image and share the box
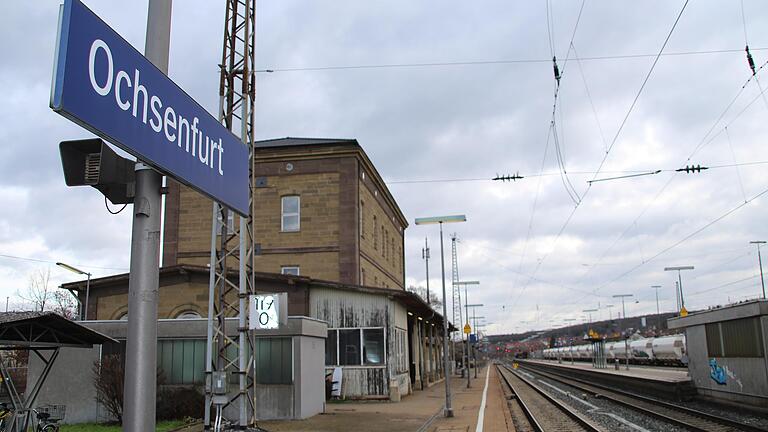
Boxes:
[0,404,61,432]
[31,408,61,432]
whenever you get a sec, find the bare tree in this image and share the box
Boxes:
[16,268,53,312]
[51,289,78,320]
[408,285,442,308]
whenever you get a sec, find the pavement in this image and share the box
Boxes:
[236,364,514,432]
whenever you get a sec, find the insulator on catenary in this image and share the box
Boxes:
[746,45,757,76]
[552,56,561,84]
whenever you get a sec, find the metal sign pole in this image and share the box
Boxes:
[123,1,171,431]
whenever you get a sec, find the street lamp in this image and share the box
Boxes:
[415,214,466,418]
[457,280,479,387]
[57,262,91,320]
[651,285,662,332]
[664,266,694,315]
[466,304,483,380]
[582,308,598,325]
[612,294,633,370]
[750,241,766,299]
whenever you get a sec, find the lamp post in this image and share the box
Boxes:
[651,285,662,332]
[582,308,597,325]
[466,304,483,379]
[423,238,431,305]
[57,262,92,320]
[664,266,694,315]
[457,280,479,387]
[415,214,466,418]
[750,241,766,299]
[612,294,633,370]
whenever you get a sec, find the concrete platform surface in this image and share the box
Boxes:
[184,366,513,432]
[524,359,690,383]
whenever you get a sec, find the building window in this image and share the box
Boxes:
[339,329,361,365]
[325,328,386,367]
[395,328,408,373]
[706,317,764,358]
[361,268,366,285]
[281,195,300,232]
[373,216,378,249]
[381,227,386,257]
[325,330,338,366]
[281,266,300,276]
[360,201,365,239]
[176,310,202,319]
[255,337,293,384]
[158,339,206,385]
[363,329,385,365]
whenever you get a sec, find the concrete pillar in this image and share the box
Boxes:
[419,320,427,388]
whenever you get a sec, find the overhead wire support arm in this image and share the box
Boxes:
[587,170,662,184]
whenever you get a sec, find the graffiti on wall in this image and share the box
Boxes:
[708,358,744,390]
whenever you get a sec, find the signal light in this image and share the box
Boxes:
[60,138,136,204]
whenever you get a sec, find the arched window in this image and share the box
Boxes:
[176,310,202,319]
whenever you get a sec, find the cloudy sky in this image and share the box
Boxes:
[2,1,768,334]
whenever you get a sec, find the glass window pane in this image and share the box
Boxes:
[363,329,384,365]
[283,215,299,231]
[255,337,292,384]
[325,330,338,365]
[172,340,185,384]
[339,329,361,366]
[282,196,299,214]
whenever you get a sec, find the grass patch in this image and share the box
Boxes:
[60,420,186,432]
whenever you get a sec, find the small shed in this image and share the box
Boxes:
[0,312,115,429]
[668,299,768,409]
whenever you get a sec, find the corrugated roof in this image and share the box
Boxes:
[255,137,358,148]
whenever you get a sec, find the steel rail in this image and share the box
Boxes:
[496,364,602,432]
[520,363,768,432]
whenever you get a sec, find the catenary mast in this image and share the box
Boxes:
[204,0,257,428]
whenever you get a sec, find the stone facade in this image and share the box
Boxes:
[162,138,407,289]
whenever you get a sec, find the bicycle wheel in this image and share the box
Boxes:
[40,424,58,432]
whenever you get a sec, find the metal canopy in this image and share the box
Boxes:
[0,312,116,431]
[0,311,115,348]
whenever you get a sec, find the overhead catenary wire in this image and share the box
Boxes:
[0,253,128,271]
[508,1,690,311]
[255,48,768,73]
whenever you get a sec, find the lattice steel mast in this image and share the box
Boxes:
[450,234,462,340]
[204,0,257,429]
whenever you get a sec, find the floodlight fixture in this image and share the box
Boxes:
[415,215,467,225]
[57,261,92,321]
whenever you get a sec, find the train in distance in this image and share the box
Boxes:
[539,334,686,367]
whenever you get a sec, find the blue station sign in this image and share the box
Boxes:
[51,0,249,215]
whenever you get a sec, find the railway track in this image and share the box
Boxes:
[496,363,603,432]
[519,363,768,432]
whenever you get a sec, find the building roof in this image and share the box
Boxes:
[61,265,455,331]
[668,298,768,329]
[255,137,358,148]
[0,311,116,348]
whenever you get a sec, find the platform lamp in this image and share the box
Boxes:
[612,294,633,370]
[457,280,479,385]
[57,262,91,320]
[664,266,694,315]
[750,241,766,299]
[414,214,466,418]
[465,304,483,381]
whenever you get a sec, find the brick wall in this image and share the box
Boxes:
[358,176,404,289]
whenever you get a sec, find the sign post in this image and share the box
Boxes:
[50,1,250,431]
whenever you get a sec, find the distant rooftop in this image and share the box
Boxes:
[255,137,358,148]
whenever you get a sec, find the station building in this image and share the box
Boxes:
[55,138,450,420]
[668,299,768,410]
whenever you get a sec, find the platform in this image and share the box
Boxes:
[518,359,696,401]
[221,365,514,432]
